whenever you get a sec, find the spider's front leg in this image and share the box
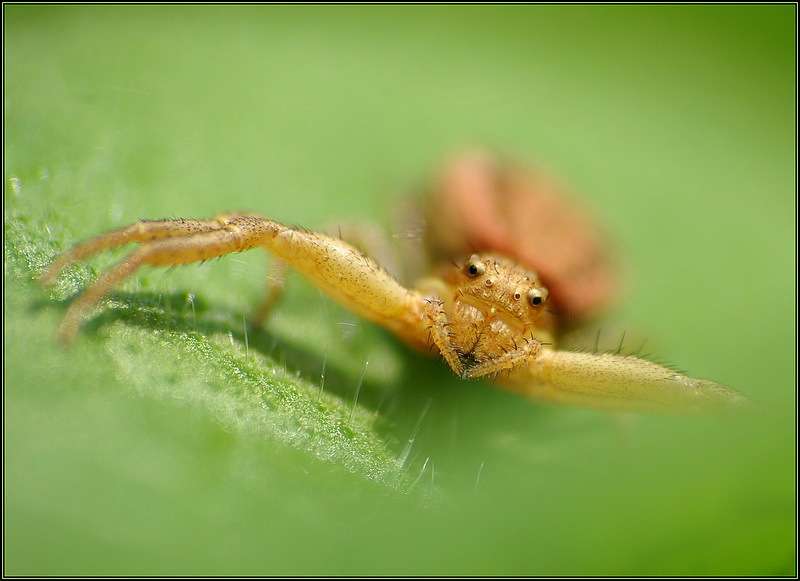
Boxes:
[255,217,433,350]
[462,339,542,379]
[420,298,465,376]
[42,213,432,345]
[504,348,750,413]
[42,215,267,341]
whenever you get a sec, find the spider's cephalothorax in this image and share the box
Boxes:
[440,255,551,371]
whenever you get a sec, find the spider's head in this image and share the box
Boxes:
[453,254,549,327]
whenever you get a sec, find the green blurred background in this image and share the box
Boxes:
[4,5,795,575]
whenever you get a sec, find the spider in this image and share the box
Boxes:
[40,154,748,414]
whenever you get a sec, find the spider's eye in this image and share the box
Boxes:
[527,287,548,307]
[465,259,485,277]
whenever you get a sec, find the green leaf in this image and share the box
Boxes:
[4,5,794,575]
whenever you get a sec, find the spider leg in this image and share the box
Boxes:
[44,213,433,348]
[462,338,541,379]
[506,349,749,413]
[421,298,464,376]
[252,257,287,327]
[40,217,229,286]
[52,216,267,341]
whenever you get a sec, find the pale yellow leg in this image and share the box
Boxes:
[512,349,749,413]
[40,218,229,286]
[463,338,542,379]
[53,219,267,341]
[421,298,464,376]
[43,213,433,348]
[252,257,288,327]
